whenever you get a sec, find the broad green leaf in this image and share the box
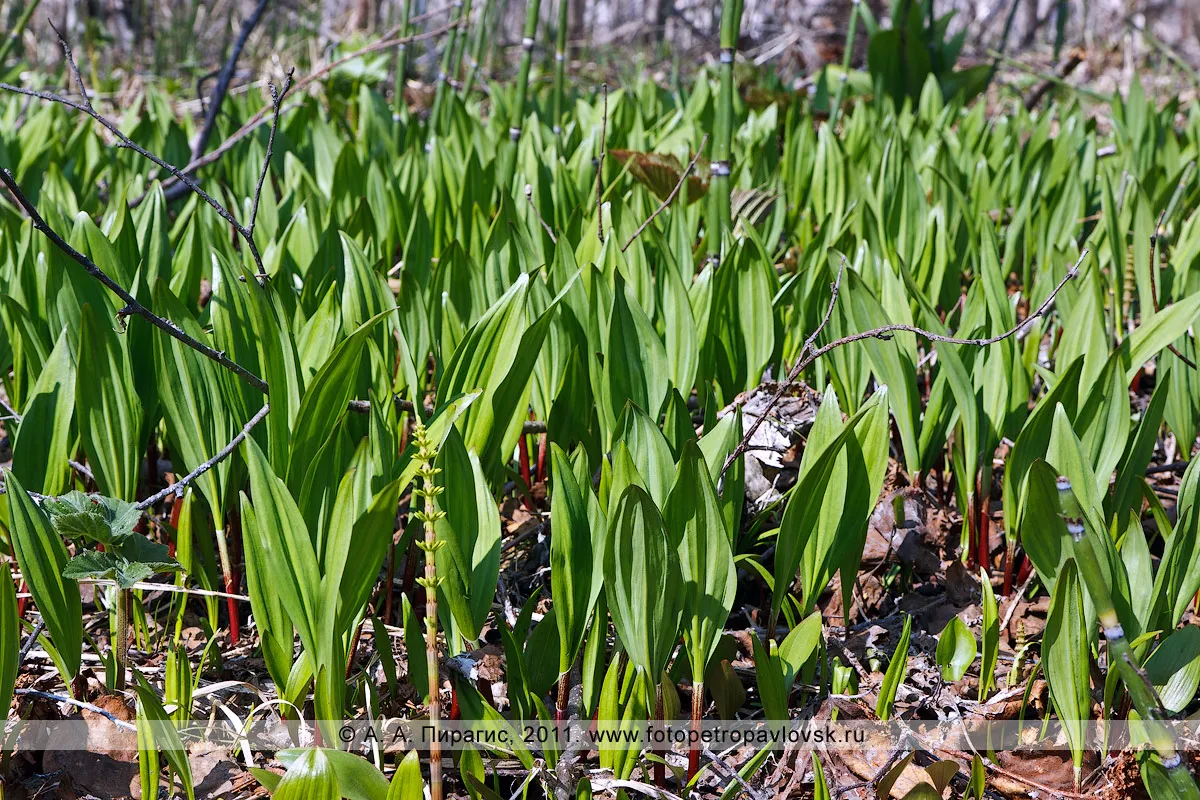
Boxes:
[550,443,601,675]
[11,330,75,496]
[278,748,390,800]
[1124,292,1200,384]
[603,485,684,684]
[605,276,669,431]
[387,750,425,800]
[980,568,999,700]
[5,470,82,678]
[935,615,976,682]
[434,427,501,647]
[274,749,340,800]
[152,280,238,519]
[287,312,387,492]
[76,304,143,502]
[1044,559,1090,783]
[1144,626,1200,714]
[664,441,737,682]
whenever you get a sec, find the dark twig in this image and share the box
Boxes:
[720,251,1085,479]
[525,184,557,243]
[190,0,272,166]
[136,404,270,510]
[68,459,94,483]
[621,134,708,252]
[721,258,845,482]
[0,168,269,394]
[596,83,607,244]
[17,619,46,668]
[134,18,466,204]
[704,747,766,800]
[0,26,269,275]
[1150,210,1197,369]
[244,68,295,280]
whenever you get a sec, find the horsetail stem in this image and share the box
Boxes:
[461,0,493,97]
[706,0,743,264]
[429,0,466,139]
[393,0,415,116]
[498,0,542,187]
[1057,477,1200,797]
[552,0,569,139]
[413,419,447,800]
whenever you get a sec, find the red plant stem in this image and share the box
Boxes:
[517,429,535,510]
[345,622,364,680]
[166,493,184,559]
[653,684,666,787]
[225,511,242,645]
[17,580,29,619]
[536,430,548,485]
[977,477,990,575]
[687,682,704,780]
[1016,553,1033,586]
[1002,539,1014,595]
[556,672,570,722]
[384,537,397,625]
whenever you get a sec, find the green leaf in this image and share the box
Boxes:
[240,499,294,691]
[287,312,387,492]
[935,615,977,682]
[550,443,601,675]
[134,677,195,800]
[1144,626,1200,714]
[76,303,143,502]
[1044,559,1090,783]
[774,392,876,621]
[1,561,18,722]
[664,440,737,683]
[434,427,501,647]
[63,551,151,589]
[278,748,390,800]
[42,492,141,545]
[603,484,684,684]
[152,279,238,519]
[5,470,82,678]
[387,750,425,800]
[605,276,669,429]
[876,614,911,721]
[980,569,999,700]
[1124,292,1200,384]
[274,749,340,800]
[11,330,75,496]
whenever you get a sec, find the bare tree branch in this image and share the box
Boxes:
[133,17,467,203]
[720,251,1086,479]
[621,134,708,252]
[0,168,269,395]
[0,25,272,276]
[190,0,272,166]
[137,404,270,510]
[244,67,295,280]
